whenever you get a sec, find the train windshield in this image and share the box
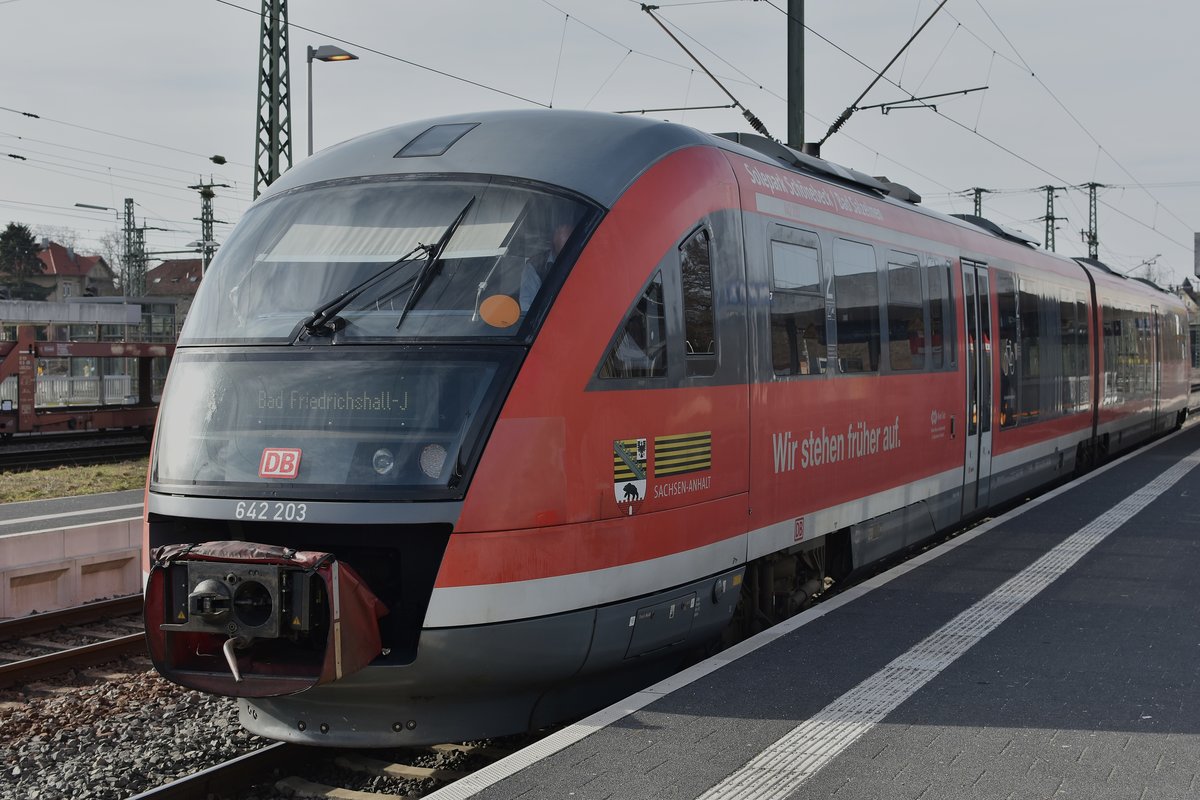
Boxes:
[180,177,595,345]
[151,348,519,500]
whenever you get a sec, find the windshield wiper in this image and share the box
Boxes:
[297,242,429,339]
[394,196,476,331]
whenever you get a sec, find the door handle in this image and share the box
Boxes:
[950,415,956,438]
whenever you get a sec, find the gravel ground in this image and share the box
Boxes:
[0,667,265,800]
[0,667,540,800]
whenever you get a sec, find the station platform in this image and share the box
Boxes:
[432,421,1200,800]
[0,489,142,539]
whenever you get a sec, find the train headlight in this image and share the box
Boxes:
[372,448,396,476]
[420,443,447,478]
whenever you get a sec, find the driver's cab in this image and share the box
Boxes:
[179,176,595,346]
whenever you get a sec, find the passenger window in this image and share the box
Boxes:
[769,235,825,376]
[680,228,717,377]
[995,270,1018,427]
[599,272,668,379]
[833,239,880,373]
[1017,278,1042,423]
[927,259,954,369]
[885,252,923,371]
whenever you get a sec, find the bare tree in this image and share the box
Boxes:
[32,224,80,251]
[97,228,125,290]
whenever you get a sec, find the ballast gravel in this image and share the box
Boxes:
[0,666,538,799]
[0,667,265,800]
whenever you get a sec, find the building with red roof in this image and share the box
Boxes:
[31,240,118,300]
[146,258,203,320]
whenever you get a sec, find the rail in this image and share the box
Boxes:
[0,595,141,637]
[0,595,146,689]
[0,434,150,471]
[125,743,302,800]
[125,741,514,800]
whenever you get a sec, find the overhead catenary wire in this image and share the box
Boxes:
[641,4,773,138]
[0,129,246,191]
[2,145,237,196]
[583,50,634,109]
[816,0,950,146]
[754,0,1190,265]
[212,0,552,108]
[1,157,242,258]
[567,0,965,194]
[0,105,244,167]
[548,0,766,87]
[617,103,735,115]
[3,1,1190,277]
[954,1,1192,235]
[549,11,570,107]
[2,157,203,206]
[1,153,250,229]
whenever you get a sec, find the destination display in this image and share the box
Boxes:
[151,350,517,497]
[243,367,431,429]
[257,388,407,413]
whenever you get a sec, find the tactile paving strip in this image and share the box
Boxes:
[697,449,1200,800]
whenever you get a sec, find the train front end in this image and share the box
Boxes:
[143,118,612,744]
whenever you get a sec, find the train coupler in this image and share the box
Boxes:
[144,541,388,698]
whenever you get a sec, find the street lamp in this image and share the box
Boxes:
[307,44,358,157]
[75,201,121,259]
[187,239,221,274]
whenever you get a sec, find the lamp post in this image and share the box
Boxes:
[75,203,123,292]
[307,44,358,157]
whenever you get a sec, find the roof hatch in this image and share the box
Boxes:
[395,122,479,158]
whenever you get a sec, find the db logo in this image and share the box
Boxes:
[259,447,302,479]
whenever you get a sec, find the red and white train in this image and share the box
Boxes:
[142,110,1189,746]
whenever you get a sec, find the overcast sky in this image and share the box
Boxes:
[1,0,1195,285]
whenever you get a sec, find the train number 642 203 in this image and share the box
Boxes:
[234,501,307,521]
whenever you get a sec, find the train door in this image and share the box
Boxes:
[962,261,993,514]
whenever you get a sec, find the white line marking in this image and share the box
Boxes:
[422,428,1197,800]
[697,447,1200,800]
[0,503,142,530]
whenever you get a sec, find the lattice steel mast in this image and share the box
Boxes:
[122,197,147,297]
[969,187,993,217]
[1038,186,1065,252]
[1080,182,1105,259]
[254,0,292,199]
[189,179,231,274]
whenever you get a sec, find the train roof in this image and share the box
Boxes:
[1074,256,1180,303]
[263,110,1037,250]
[261,109,716,208]
[261,110,1181,305]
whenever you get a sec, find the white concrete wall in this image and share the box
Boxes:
[0,517,141,618]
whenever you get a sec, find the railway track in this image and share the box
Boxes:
[128,740,518,799]
[0,427,151,471]
[0,595,147,688]
[0,436,150,471]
